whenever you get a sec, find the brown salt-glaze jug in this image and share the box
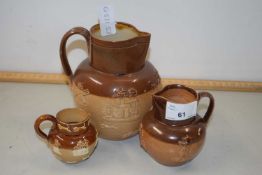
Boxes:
[34,108,98,163]
[60,22,161,140]
[140,84,214,166]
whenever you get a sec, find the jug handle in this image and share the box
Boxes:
[198,92,215,124]
[34,114,57,141]
[59,27,90,77]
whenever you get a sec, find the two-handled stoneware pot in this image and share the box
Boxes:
[139,84,214,166]
[34,108,98,163]
[60,22,161,140]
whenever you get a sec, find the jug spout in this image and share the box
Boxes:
[90,22,151,74]
[152,84,198,126]
[134,30,151,42]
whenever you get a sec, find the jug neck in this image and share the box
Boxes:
[90,22,150,47]
[56,108,90,135]
[152,84,198,126]
[57,120,89,135]
[89,22,151,74]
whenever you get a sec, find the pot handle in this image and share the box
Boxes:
[198,92,215,124]
[59,27,90,77]
[34,114,57,141]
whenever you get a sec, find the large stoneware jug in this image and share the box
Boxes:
[60,22,161,140]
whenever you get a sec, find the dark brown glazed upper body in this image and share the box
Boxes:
[73,59,160,97]
[48,124,97,149]
[142,111,206,144]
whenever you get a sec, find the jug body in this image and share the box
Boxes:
[34,108,98,163]
[60,22,161,140]
[139,84,214,166]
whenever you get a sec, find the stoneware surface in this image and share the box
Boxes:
[0,82,262,174]
[34,108,98,163]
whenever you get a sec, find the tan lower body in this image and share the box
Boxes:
[140,128,205,166]
[71,84,162,140]
[50,141,97,163]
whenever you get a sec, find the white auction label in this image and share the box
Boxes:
[165,101,197,121]
[98,5,116,36]
[73,148,89,156]
[53,146,61,155]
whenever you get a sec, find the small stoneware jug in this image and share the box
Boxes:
[34,108,98,163]
[139,84,214,166]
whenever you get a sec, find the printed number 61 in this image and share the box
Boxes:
[178,112,185,118]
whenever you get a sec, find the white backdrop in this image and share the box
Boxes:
[0,0,261,81]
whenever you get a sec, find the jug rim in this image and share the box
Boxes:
[56,108,90,126]
[153,84,198,103]
[90,22,151,48]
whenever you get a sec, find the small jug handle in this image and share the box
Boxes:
[59,27,90,77]
[34,114,57,140]
[198,92,215,124]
